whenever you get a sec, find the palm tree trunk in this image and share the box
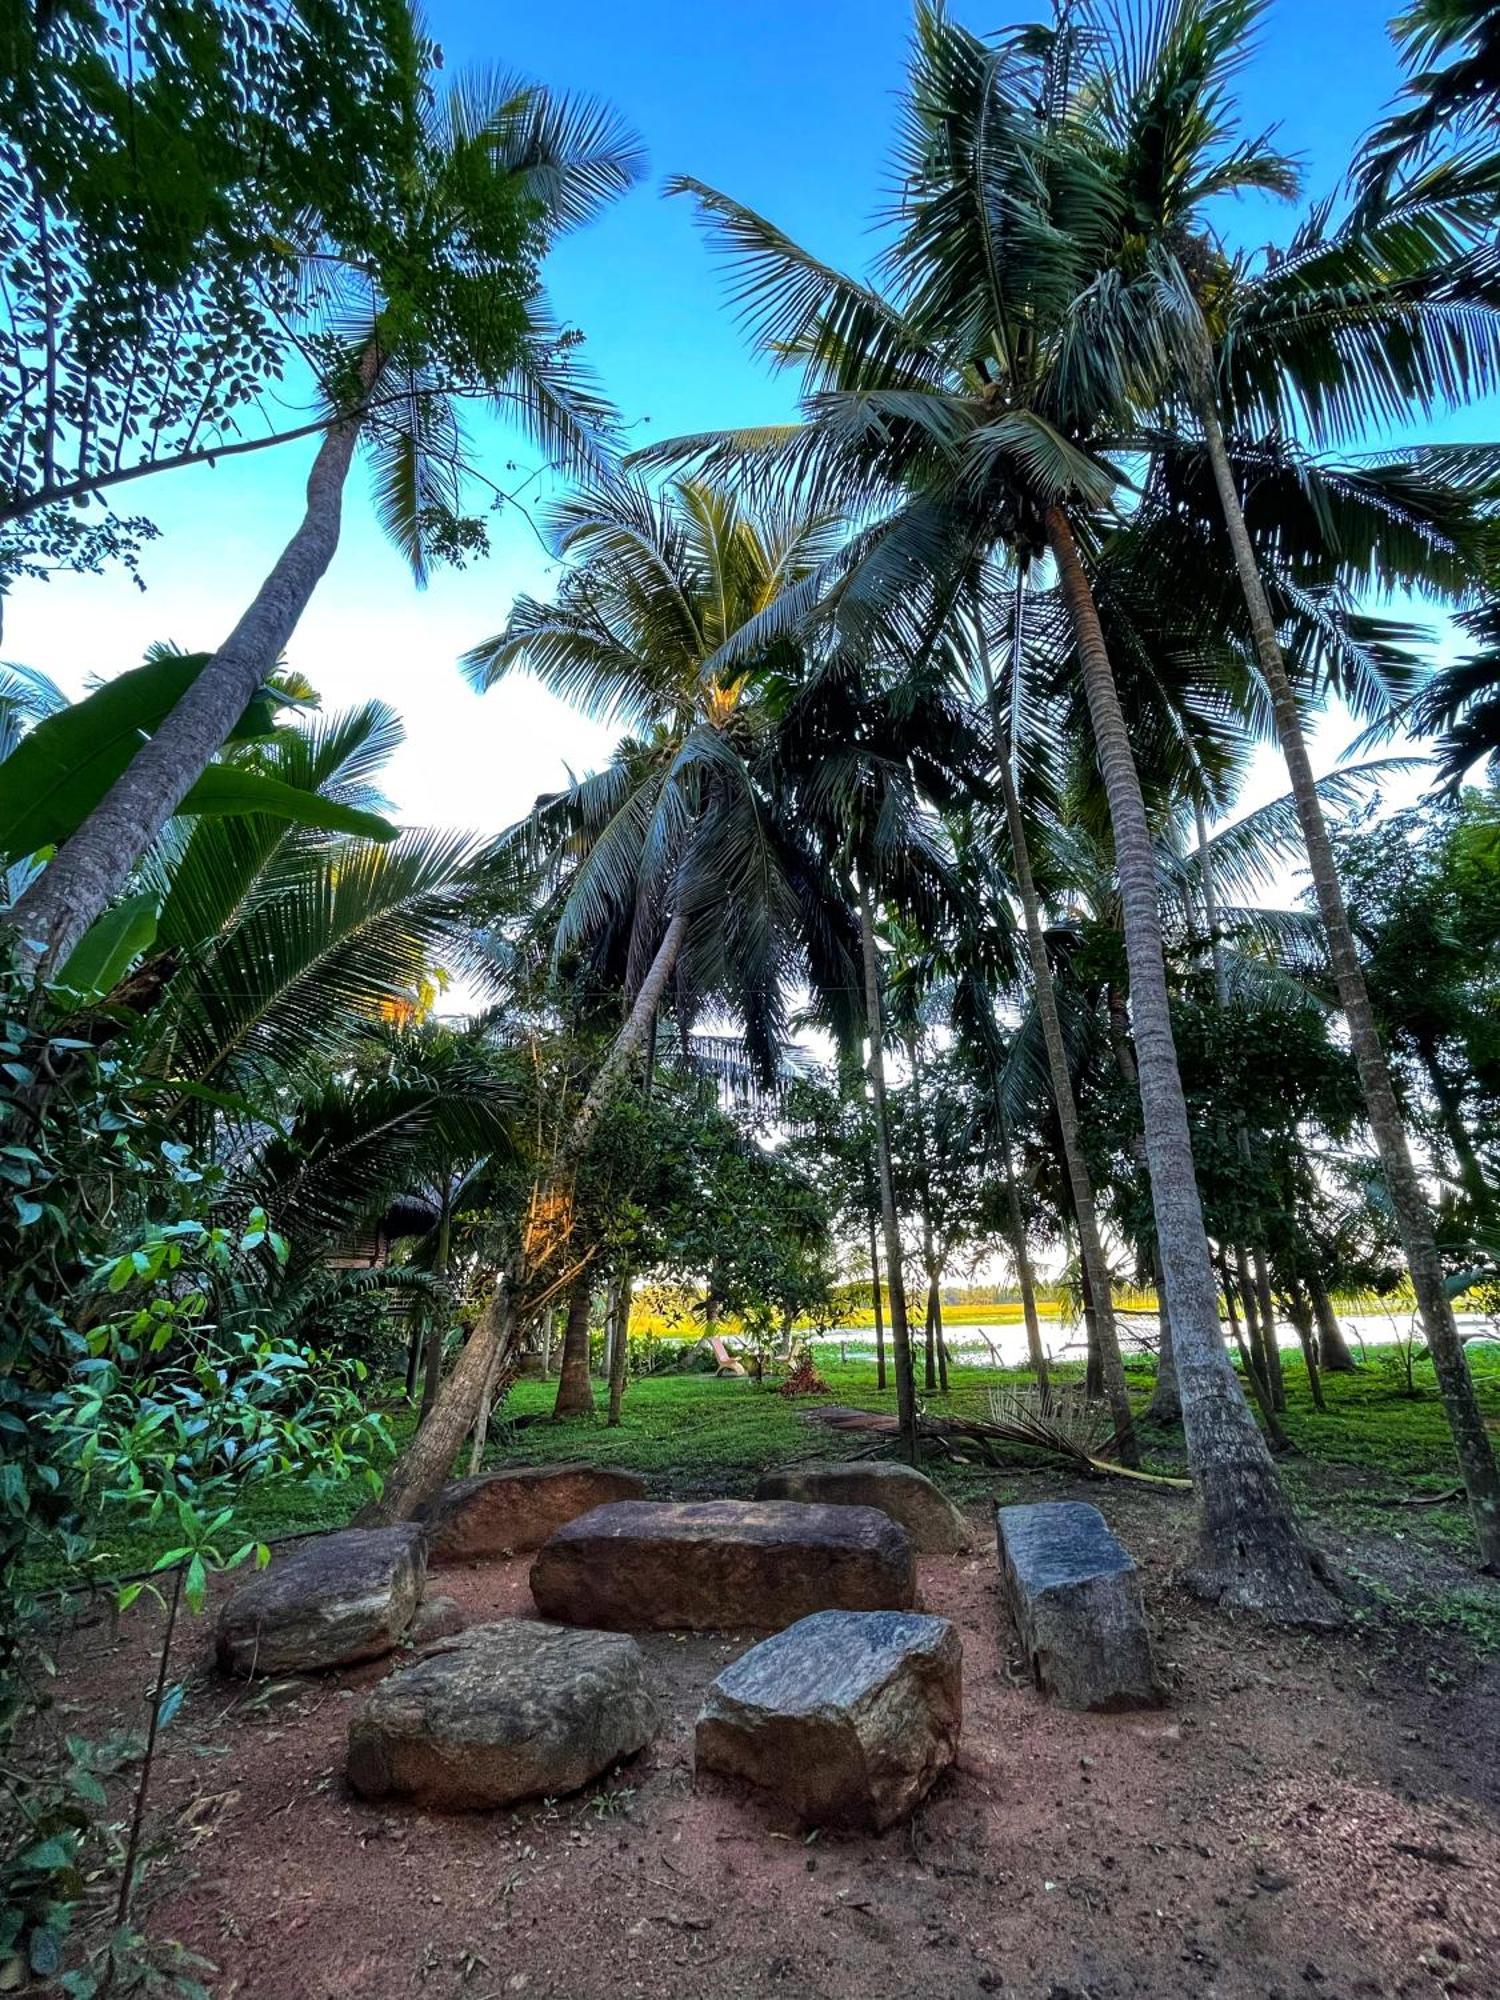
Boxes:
[1218,1251,1294,1451]
[362,1283,514,1525]
[999,1111,1050,1395]
[1251,1246,1287,1410]
[1286,1275,1326,1413]
[9,364,378,975]
[977,617,1136,1461]
[859,874,917,1459]
[1047,502,1335,1621]
[867,1203,888,1391]
[1196,388,1500,1569]
[1308,1268,1357,1373]
[554,1265,595,1417]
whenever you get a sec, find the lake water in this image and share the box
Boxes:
[816,1311,1497,1370]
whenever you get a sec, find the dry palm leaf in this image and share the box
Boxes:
[803,1397,1190,1491]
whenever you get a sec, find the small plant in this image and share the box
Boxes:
[778,1354,832,1397]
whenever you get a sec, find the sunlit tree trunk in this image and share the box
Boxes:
[1048,502,1334,1621]
[9,353,382,974]
[372,912,686,1519]
[1196,385,1500,1570]
[554,1264,595,1417]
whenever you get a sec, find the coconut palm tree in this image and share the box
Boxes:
[1069,0,1500,1565]
[369,476,865,1512]
[646,4,1336,1619]
[8,42,645,976]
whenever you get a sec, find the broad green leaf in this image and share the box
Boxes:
[0,653,215,860]
[176,766,398,841]
[53,894,160,1003]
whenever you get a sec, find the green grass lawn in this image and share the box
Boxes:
[63,1341,1500,1607]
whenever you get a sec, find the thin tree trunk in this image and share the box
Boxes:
[1000,1116,1050,1395]
[1308,1267,1357,1373]
[978,612,1137,1461]
[923,1286,938,1395]
[607,1265,631,1425]
[934,1284,950,1395]
[1146,1252,1181,1424]
[868,1203,888,1391]
[1285,1276,1326,1412]
[1219,1252,1294,1451]
[1252,1244,1287,1411]
[859,874,917,1459]
[9,365,378,974]
[554,1265,595,1417]
[362,1284,515,1525]
[1048,503,1335,1621]
[1235,1245,1271,1393]
[418,1193,452,1421]
[1197,387,1500,1570]
[540,1302,558,1378]
[1416,1035,1491,1212]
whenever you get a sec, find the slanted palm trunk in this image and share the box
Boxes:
[977,623,1136,1461]
[369,910,688,1521]
[1196,387,1500,1569]
[554,1266,596,1417]
[1047,503,1335,1622]
[9,358,380,975]
[859,875,918,1459]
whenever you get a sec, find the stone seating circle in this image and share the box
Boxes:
[216,1524,427,1677]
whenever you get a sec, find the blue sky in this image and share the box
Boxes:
[7,1,1442,841]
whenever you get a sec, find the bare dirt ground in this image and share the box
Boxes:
[53,1482,1500,2000]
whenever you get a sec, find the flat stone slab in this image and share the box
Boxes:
[217,1525,426,1677]
[756,1461,969,1553]
[347,1621,658,1809]
[530,1500,916,1631]
[696,1610,961,1830]
[996,1501,1163,1711]
[419,1463,647,1562]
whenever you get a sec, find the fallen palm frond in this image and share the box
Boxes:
[802,1400,1191,1490]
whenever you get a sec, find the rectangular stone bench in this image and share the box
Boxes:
[530,1499,915,1631]
[996,1500,1163,1711]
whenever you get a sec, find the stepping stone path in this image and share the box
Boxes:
[695,1610,961,1830]
[419,1462,647,1562]
[216,1524,426,1677]
[530,1499,915,1631]
[756,1460,969,1553]
[996,1500,1163,1711]
[346,1621,658,1809]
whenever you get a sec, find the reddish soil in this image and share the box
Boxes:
[53,1484,1500,2000]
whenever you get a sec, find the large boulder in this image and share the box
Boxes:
[216,1525,426,1677]
[755,1461,969,1554]
[530,1499,915,1632]
[996,1500,1163,1711]
[419,1463,647,1563]
[695,1610,962,1830]
[346,1621,658,1809]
